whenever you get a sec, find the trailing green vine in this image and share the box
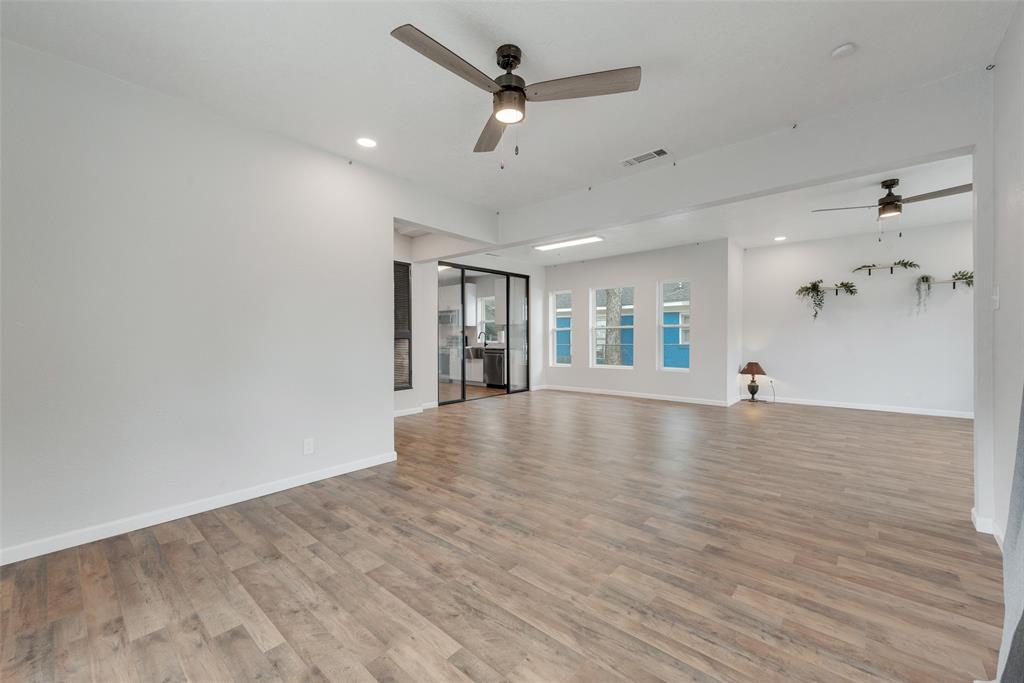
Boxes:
[916,275,933,310]
[952,270,974,287]
[852,259,920,274]
[796,279,857,319]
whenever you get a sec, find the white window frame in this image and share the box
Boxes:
[549,291,573,367]
[658,280,691,372]
[590,286,635,369]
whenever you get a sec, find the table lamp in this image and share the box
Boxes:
[740,362,766,402]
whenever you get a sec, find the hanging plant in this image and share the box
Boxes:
[796,280,826,319]
[916,275,934,310]
[852,259,920,275]
[796,280,856,319]
[952,270,974,287]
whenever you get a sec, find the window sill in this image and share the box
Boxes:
[660,367,691,373]
[589,364,635,370]
[550,363,572,368]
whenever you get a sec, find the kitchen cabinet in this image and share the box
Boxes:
[464,283,477,327]
[438,283,477,326]
[494,277,507,324]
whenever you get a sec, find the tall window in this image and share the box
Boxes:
[592,287,634,367]
[550,291,572,366]
[660,280,690,370]
[394,261,412,390]
[478,296,499,342]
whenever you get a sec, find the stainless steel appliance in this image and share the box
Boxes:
[484,348,506,387]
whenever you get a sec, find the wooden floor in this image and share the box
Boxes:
[438,381,508,403]
[1,391,1003,682]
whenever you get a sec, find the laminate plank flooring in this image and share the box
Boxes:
[1,391,1003,681]
[438,382,508,403]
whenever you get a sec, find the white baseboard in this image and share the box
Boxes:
[535,385,729,407]
[971,507,1004,552]
[0,451,397,566]
[394,406,423,417]
[769,396,973,419]
[972,506,994,534]
[394,401,438,417]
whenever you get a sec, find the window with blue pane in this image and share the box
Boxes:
[660,281,690,369]
[550,291,573,365]
[592,287,634,367]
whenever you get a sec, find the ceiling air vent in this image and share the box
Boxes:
[621,148,669,167]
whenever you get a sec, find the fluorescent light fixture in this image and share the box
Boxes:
[356,137,377,148]
[774,236,787,241]
[534,236,603,251]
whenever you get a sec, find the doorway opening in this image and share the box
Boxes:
[437,262,529,405]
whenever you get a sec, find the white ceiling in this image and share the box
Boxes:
[486,155,973,265]
[2,2,1012,210]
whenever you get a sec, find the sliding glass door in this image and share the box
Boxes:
[437,262,529,404]
[437,265,464,404]
[508,275,529,393]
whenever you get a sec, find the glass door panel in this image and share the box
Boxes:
[437,265,464,404]
[508,275,529,392]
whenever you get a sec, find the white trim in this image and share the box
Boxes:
[536,385,728,406]
[769,396,973,419]
[972,506,994,534]
[394,401,438,418]
[394,406,423,417]
[0,451,397,565]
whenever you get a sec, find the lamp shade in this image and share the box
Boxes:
[740,361,766,376]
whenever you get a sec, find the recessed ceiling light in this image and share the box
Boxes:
[356,137,377,148]
[774,236,787,241]
[831,42,858,59]
[534,236,603,251]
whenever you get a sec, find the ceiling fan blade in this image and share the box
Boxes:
[391,24,499,94]
[810,205,876,213]
[525,66,641,102]
[473,115,505,152]
[902,183,973,204]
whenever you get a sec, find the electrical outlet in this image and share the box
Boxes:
[993,285,1000,311]
[303,438,315,456]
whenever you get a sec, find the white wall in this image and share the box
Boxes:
[725,241,745,404]
[743,223,974,416]
[0,42,493,563]
[991,3,1024,541]
[542,239,733,405]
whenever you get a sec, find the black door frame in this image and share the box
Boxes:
[437,261,530,405]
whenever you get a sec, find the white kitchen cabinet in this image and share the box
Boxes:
[494,277,507,324]
[464,283,477,327]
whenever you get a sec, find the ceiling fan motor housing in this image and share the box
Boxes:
[878,179,902,218]
[496,44,522,71]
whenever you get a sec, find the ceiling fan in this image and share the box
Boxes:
[811,178,973,220]
[390,24,642,152]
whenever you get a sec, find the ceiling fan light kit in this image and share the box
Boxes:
[390,24,641,152]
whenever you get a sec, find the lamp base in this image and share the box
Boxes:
[746,381,760,402]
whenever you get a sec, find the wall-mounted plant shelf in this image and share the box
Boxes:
[852,259,920,276]
[916,270,973,310]
[796,279,857,319]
